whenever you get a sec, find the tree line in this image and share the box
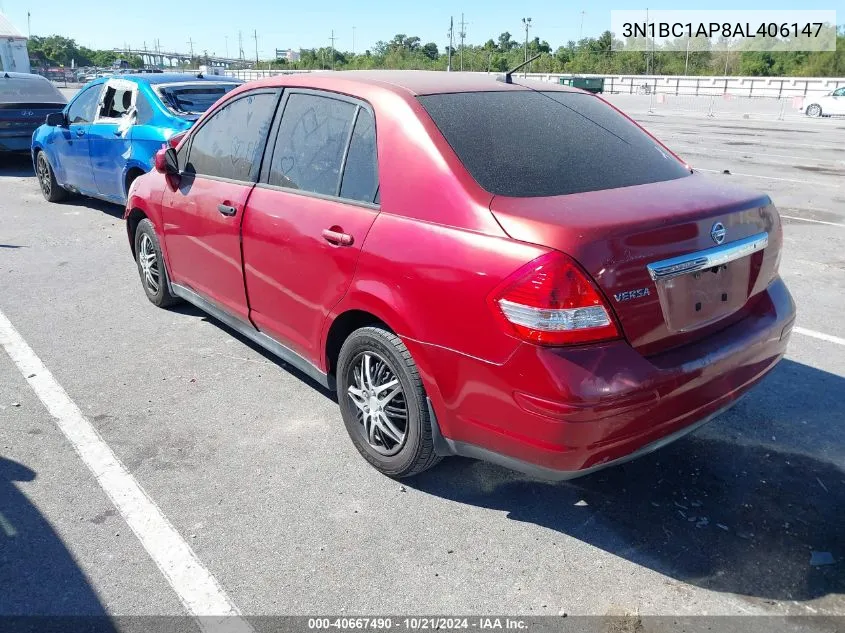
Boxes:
[28,28,845,77]
[28,35,144,69]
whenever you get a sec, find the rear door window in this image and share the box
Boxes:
[185,91,278,182]
[98,83,136,120]
[339,107,379,204]
[268,92,356,196]
[418,91,690,198]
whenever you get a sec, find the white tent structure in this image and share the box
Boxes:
[0,13,30,74]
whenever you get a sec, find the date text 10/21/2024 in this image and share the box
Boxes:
[307,618,529,630]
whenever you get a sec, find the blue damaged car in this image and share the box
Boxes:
[31,73,242,204]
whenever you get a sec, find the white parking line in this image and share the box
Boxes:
[780,215,845,228]
[0,308,254,633]
[794,327,845,347]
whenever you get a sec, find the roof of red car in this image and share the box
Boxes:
[252,70,583,96]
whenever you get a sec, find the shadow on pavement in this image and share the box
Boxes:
[59,195,125,220]
[0,456,115,627]
[174,309,338,402]
[0,153,123,219]
[408,358,844,603]
[0,154,34,178]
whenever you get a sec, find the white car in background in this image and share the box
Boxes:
[803,86,845,117]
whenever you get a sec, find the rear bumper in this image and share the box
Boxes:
[0,133,34,152]
[414,277,795,480]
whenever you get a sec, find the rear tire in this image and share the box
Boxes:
[35,151,67,203]
[134,218,179,308]
[805,104,822,117]
[337,326,441,478]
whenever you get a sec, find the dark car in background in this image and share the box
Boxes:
[0,72,66,152]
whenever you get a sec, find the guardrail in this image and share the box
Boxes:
[529,74,845,101]
[601,93,820,121]
[221,69,844,101]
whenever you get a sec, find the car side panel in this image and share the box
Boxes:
[829,92,845,115]
[89,120,132,202]
[125,170,170,257]
[242,188,379,364]
[327,212,549,367]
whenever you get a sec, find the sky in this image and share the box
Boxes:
[1,0,840,59]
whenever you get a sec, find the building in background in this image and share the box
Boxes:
[0,12,30,73]
[275,48,301,63]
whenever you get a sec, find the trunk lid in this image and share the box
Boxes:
[490,174,782,355]
[0,103,64,134]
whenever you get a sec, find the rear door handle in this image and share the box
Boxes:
[217,203,237,217]
[321,228,354,246]
[75,128,85,137]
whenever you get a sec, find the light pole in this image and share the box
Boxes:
[447,16,454,72]
[522,17,532,63]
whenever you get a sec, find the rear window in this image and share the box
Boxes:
[0,77,66,105]
[418,91,690,198]
[154,82,240,116]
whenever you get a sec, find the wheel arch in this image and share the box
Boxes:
[125,207,149,258]
[123,164,147,199]
[323,309,394,378]
[32,143,63,185]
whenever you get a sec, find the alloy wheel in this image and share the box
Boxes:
[138,233,161,294]
[37,154,51,197]
[346,351,408,456]
[806,104,821,117]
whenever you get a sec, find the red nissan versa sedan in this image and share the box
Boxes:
[124,71,796,480]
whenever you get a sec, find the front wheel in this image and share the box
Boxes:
[36,151,67,203]
[134,218,179,308]
[805,104,822,117]
[337,326,441,478]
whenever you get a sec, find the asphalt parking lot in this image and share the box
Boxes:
[1,105,843,625]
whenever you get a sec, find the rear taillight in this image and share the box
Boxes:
[489,252,620,346]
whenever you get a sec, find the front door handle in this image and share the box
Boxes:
[322,228,354,246]
[217,203,237,217]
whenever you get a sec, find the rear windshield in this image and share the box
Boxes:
[155,82,239,116]
[418,90,690,198]
[0,77,66,105]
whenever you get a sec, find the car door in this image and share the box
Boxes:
[241,90,381,364]
[89,79,137,201]
[829,87,845,115]
[161,89,280,321]
[51,83,101,192]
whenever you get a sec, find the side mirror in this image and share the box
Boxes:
[154,147,179,175]
[46,112,66,127]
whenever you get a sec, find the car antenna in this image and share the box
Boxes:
[196,72,204,79]
[497,53,541,84]
[3,72,9,78]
